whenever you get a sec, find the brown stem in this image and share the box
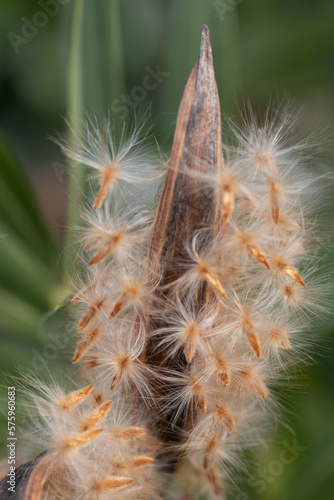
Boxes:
[0,451,53,500]
[143,25,222,471]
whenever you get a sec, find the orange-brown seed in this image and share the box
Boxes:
[214,403,237,434]
[90,476,133,492]
[93,164,118,211]
[59,385,94,411]
[79,401,113,432]
[72,327,100,363]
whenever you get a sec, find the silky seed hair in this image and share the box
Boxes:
[20,374,163,500]
[16,25,330,498]
[19,102,327,500]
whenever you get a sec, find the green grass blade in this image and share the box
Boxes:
[103,0,126,104]
[0,288,44,340]
[65,0,85,281]
[0,131,56,263]
[218,8,242,118]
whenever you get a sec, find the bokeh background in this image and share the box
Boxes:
[0,1,334,499]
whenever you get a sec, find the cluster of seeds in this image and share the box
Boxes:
[24,380,161,499]
[24,104,322,500]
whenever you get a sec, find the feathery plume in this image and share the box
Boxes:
[4,25,329,500]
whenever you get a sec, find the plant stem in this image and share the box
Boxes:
[104,0,126,105]
[65,0,85,282]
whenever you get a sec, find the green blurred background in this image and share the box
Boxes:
[0,1,334,499]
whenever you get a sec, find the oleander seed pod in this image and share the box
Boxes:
[3,25,328,500]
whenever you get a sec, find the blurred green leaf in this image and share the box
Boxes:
[103,0,125,105]
[65,0,85,278]
[0,131,61,337]
[0,132,55,263]
[0,288,42,340]
[288,440,334,500]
